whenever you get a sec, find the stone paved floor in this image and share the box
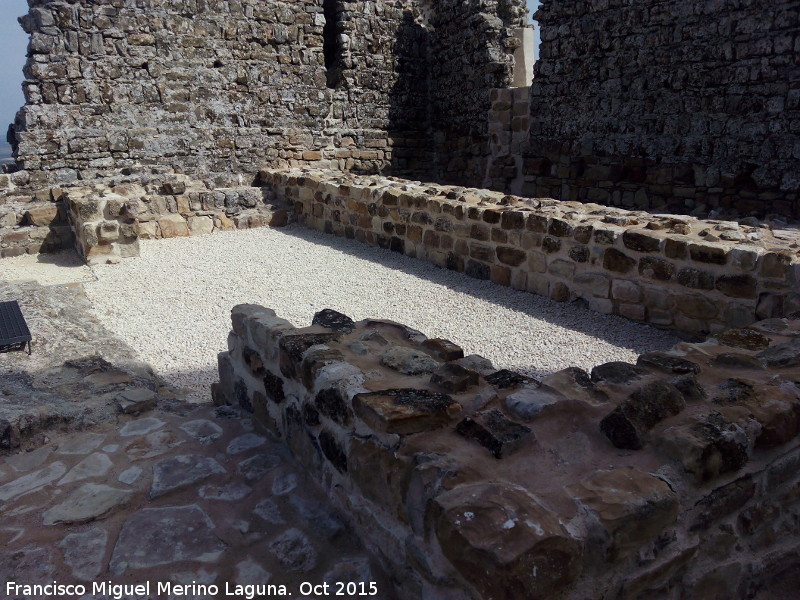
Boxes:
[0,406,395,600]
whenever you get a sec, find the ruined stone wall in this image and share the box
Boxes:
[261,167,800,336]
[216,303,800,599]
[11,0,525,189]
[428,0,526,186]
[522,0,800,218]
[12,0,432,188]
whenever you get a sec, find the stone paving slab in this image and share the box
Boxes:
[0,406,397,600]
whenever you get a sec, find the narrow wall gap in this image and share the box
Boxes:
[322,0,341,89]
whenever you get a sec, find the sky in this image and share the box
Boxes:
[0,0,541,153]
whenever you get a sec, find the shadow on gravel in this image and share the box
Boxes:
[276,224,682,354]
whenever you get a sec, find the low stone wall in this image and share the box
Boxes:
[260,168,800,336]
[0,185,74,257]
[1,173,292,264]
[215,304,800,599]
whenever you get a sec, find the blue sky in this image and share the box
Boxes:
[0,0,541,148]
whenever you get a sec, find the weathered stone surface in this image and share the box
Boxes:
[658,413,750,481]
[314,388,351,425]
[119,417,164,437]
[485,369,534,389]
[225,433,266,455]
[591,361,647,385]
[268,529,317,572]
[756,338,800,368]
[237,453,281,482]
[254,498,285,525]
[312,309,355,333]
[422,338,465,361]
[348,437,412,513]
[58,528,108,581]
[43,483,132,525]
[7,446,53,472]
[715,328,771,350]
[150,454,226,498]
[603,248,636,273]
[59,452,113,485]
[56,432,106,454]
[279,332,338,378]
[318,430,348,473]
[118,466,142,485]
[353,389,461,434]
[157,214,189,238]
[433,482,582,600]
[711,352,765,370]
[600,381,685,449]
[380,346,441,375]
[199,481,252,501]
[109,505,226,575]
[430,363,480,393]
[504,386,566,421]
[179,419,223,445]
[0,461,66,502]
[456,409,533,458]
[567,468,678,560]
[636,352,700,375]
[542,367,609,405]
[691,476,756,530]
[115,387,157,415]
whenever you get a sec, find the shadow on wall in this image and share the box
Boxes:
[387,10,433,179]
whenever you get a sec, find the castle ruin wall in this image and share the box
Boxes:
[9,0,524,189]
[215,303,800,599]
[520,0,800,219]
[261,167,800,337]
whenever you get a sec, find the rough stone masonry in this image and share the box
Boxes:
[9,0,525,188]
[216,304,800,599]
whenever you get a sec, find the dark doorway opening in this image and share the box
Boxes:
[323,0,341,89]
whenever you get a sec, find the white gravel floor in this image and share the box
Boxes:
[76,225,681,402]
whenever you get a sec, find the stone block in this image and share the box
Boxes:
[623,230,662,253]
[603,248,636,273]
[541,367,609,405]
[433,482,582,600]
[689,243,727,265]
[567,468,678,561]
[691,475,756,530]
[600,381,685,449]
[658,412,750,482]
[188,215,214,236]
[348,436,412,515]
[352,388,461,435]
[456,409,533,458]
[279,332,338,378]
[312,309,355,333]
[115,388,157,415]
[504,385,567,421]
[421,338,464,362]
[430,363,480,394]
[23,205,60,226]
[157,214,189,238]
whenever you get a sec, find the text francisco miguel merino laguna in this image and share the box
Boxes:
[5,580,315,599]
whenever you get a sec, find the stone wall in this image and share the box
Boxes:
[520,0,800,219]
[427,0,527,186]
[215,303,800,599]
[10,0,524,188]
[60,172,291,264]
[260,168,800,336]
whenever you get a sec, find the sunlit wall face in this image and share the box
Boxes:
[0,0,543,160]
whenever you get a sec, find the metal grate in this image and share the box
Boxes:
[0,301,32,354]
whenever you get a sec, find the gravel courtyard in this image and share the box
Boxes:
[43,224,681,402]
